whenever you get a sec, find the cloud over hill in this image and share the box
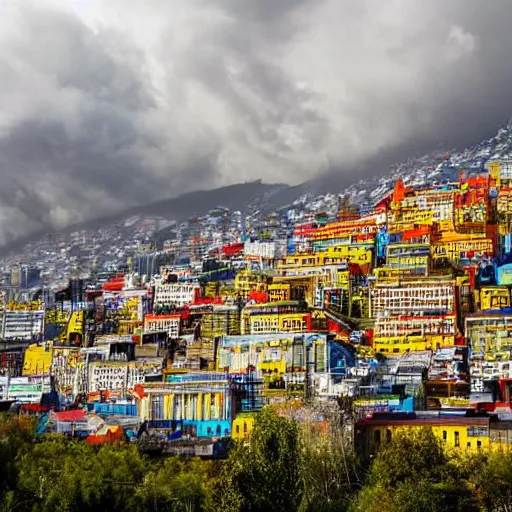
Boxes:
[0,0,511,243]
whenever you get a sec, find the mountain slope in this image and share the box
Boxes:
[0,181,290,256]
[6,118,512,259]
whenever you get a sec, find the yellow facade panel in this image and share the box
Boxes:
[23,343,53,375]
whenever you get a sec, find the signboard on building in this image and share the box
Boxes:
[153,283,199,307]
[144,314,181,339]
[7,377,51,403]
[248,313,311,334]
[89,364,128,392]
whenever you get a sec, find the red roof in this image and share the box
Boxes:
[103,274,125,292]
[20,404,50,412]
[54,409,87,422]
[222,242,244,256]
[144,313,181,321]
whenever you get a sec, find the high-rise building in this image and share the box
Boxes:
[10,265,20,286]
[19,265,41,289]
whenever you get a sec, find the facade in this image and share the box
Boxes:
[3,309,44,342]
[144,313,181,339]
[153,283,200,308]
[13,157,512,456]
[355,412,493,461]
[372,278,458,353]
[139,373,233,438]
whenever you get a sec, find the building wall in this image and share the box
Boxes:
[478,287,510,311]
[22,343,52,376]
[153,284,199,307]
[232,413,256,440]
[139,380,232,437]
[357,423,491,461]
[465,314,512,392]
[144,314,181,339]
[247,313,311,335]
[3,310,44,341]
[431,238,493,265]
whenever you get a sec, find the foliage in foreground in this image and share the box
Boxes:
[2,412,512,511]
[352,427,480,512]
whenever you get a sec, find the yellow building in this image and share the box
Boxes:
[355,414,495,461]
[478,287,511,311]
[385,244,430,271]
[268,284,290,302]
[234,270,269,300]
[431,236,493,265]
[324,245,373,266]
[200,306,241,338]
[22,342,53,376]
[270,275,317,305]
[277,244,373,270]
[371,278,457,353]
[232,413,256,441]
[66,311,84,344]
[246,312,311,335]
[372,335,456,354]
[388,210,434,227]
[374,267,427,281]
[118,319,143,336]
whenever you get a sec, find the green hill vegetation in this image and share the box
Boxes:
[0,410,511,512]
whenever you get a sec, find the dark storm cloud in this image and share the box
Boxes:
[1,0,512,243]
[0,2,221,243]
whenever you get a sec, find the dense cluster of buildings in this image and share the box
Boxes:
[6,159,512,457]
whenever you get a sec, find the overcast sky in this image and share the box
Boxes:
[0,0,511,243]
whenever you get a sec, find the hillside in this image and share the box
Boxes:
[4,117,512,260]
[0,181,290,256]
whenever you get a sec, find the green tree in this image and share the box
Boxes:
[0,414,35,509]
[217,407,303,512]
[0,415,34,491]
[168,472,205,512]
[12,438,147,512]
[299,435,358,512]
[353,428,479,512]
[136,457,210,512]
[465,450,512,511]
[298,403,360,512]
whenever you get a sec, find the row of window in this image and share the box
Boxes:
[234,422,249,434]
[373,429,484,448]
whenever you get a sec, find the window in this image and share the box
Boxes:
[477,441,482,449]
[235,424,240,434]
[467,442,471,449]
[386,429,392,443]
[244,422,248,433]
[454,431,460,447]
[467,426,488,437]
[442,430,447,441]
[374,430,381,445]
[151,395,163,421]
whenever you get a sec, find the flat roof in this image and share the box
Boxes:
[357,415,489,427]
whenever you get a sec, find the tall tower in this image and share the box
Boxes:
[10,265,20,286]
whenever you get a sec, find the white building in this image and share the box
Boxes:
[153,283,199,307]
[144,314,181,339]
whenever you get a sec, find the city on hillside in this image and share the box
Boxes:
[3,157,512,460]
